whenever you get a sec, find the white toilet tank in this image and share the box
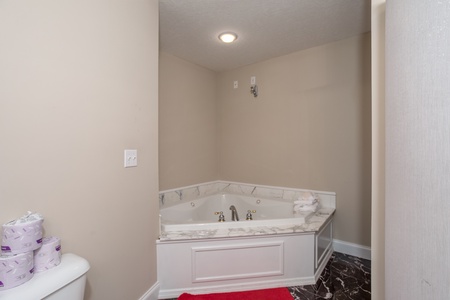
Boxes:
[0,253,90,300]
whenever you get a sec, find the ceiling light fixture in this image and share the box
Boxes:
[218,32,238,43]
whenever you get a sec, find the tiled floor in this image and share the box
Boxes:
[162,252,371,300]
[289,252,371,299]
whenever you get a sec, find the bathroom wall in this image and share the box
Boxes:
[159,53,218,190]
[159,34,371,247]
[0,1,159,300]
[217,33,372,247]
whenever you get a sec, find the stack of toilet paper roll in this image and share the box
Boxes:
[0,212,62,291]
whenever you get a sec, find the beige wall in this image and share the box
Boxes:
[217,34,372,246]
[371,0,385,298]
[0,1,159,300]
[159,52,218,190]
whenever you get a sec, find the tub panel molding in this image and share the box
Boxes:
[191,241,285,282]
[315,219,333,269]
[157,234,319,299]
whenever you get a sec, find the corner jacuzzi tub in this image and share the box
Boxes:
[157,188,335,299]
[160,194,314,233]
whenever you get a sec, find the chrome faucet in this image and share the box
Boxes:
[229,205,239,221]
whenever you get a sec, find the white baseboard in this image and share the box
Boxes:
[333,239,371,260]
[139,281,160,300]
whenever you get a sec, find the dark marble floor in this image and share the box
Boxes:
[163,252,371,300]
[289,252,371,299]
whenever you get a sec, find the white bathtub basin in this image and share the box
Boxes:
[160,194,314,232]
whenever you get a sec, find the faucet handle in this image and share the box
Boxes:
[246,210,256,220]
[214,211,225,222]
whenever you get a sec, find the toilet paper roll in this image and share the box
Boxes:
[0,251,34,291]
[1,212,44,255]
[34,236,62,273]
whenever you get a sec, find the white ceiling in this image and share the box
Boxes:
[159,0,371,72]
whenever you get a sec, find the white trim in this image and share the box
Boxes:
[139,281,160,300]
[333,239,371,260]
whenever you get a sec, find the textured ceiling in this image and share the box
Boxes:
[159,0,371,72]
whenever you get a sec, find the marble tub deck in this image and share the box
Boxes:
[161,252,370,300]
[160,207,334,241]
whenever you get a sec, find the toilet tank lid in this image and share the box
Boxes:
[0,253,90,300]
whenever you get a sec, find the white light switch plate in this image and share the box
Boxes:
[124,149,137,168]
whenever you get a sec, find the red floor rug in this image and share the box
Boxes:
[177,287,293,300]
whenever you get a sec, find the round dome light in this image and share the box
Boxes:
[218,32,238,43]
